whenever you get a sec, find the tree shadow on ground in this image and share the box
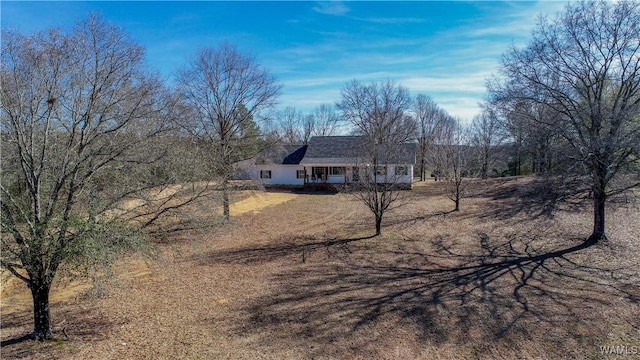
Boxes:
[0,334,34,347]
[471,177,590,220]
[384,209,458,227]
[198,234,377,265]
[214,231,639,358]
[1,306,124,357]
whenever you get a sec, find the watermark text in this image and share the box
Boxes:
[600,345,638,356]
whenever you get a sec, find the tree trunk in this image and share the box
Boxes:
[453,179,461,211]
[420,156,425,181]
[588,184,606,244]
[30,282,52,340]
[222,179,230,222]
[375,215,382,236]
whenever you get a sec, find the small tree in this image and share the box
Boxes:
[433,120,473,211]
[338,79,415,235]
[177,43,282,221]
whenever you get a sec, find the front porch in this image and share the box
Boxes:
[303,166,351,186]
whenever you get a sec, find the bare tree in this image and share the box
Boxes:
[413,94,448,180]
[491,0,640,243]
[489,97,568,176]
[338,80,415,235]
[432,119,473,211]
[339,79,415,143]
[274,106,304,144]
[311,103,341,137]
[177,43,282,221]
[271,104,340,145]
[470,108,503,178]
[0,16,197,340]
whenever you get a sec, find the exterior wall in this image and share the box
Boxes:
[367,164,413,184]
[251,165,305,186]
[251,164,414,187]
[390,165,413,184]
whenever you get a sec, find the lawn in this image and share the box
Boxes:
[1,178,639,359]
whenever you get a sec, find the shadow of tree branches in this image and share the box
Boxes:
[197,234,377,265]
[215,231,639,358]
[1,306,122,357]
[472,177,590,220]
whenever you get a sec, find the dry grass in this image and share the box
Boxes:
[1,177,639,359]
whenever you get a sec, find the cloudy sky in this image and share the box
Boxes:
[2,1,570,120]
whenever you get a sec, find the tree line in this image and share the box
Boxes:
[2,0,639,341]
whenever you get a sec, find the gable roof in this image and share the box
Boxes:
[249,136,417,166]
[301,136,416,165]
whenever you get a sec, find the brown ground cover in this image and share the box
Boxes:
[1,178,639,359]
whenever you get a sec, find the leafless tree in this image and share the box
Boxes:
[491,0,640,243]
[338,80,415,235]
[432,120,473,211]
[271,104,340,144]
[274,106,304,144]
[0,16,202,340]
[177,42,282,221]
[339,79,415,144]
[470,108,503,178]
[489,97,568,176]
[413,94,450,180]
[311,103,341,137]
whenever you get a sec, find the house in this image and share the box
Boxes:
[241,136,417,189]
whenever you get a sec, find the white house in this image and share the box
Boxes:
[242,136,416,189]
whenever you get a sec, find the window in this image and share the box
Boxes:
[296,170,305,179]
[260,170,271,179]
[329,166,345,176]
[395,166,408,176]
[374,166,387,176]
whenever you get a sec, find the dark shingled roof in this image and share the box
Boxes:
[252,137,416,166]
[301,136,416,165]
[255,144,307,165]
[302,136,365,159]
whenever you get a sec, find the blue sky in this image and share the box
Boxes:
[2,1,569,120]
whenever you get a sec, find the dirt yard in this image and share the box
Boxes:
[1,178,639,359]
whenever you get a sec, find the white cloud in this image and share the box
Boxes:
[352,17,426,24]
[263,1,574,121]
[465,1,569,44]
[438,97,484,122]
[312,1,350,16]
[402,76,487,95]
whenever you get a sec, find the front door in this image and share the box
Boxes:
[312,167,326,182]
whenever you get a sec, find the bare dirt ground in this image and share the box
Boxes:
[1,178,639,359]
